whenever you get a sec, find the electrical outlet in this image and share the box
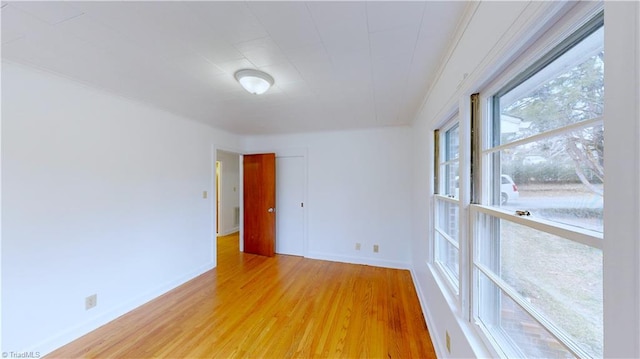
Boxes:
[355,243,361,250]
[446,330,451,353]
[202,191,208,199]
[373,244,379,253]
[85,294,97,310]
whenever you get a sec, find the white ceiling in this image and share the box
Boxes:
[1,1,468,135]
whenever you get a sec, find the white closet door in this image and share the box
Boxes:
[276,156,304,256]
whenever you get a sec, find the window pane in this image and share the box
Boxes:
[446,124,460,160]
[442,161,459,198]
[477,271,576,358]
[436,119,460,293]
[475,213,603,357]
[436,199,459,245]
[480,16,604,359]
[436,232,459,284]
[498,124,603,232]
[497,28,603,145]
[439,122,459,198]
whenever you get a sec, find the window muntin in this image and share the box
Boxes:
[495,27,604,147]
[436,200,459,245]
[472,14,604,359]
[475,212,603,356]
[441,123,460,198]
[435,231,459,281]
[494,124,604,232]
[476,271,577,359]
[488,25,604,233]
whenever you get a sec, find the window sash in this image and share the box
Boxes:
[472,11,604,359]
[474,263,590,358]
[434,117,461,295]
[471,204,602,249]
[483,116,603,154]
[471,209,599,358]
[435,198,460,252]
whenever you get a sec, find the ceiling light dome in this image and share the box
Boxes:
[234,69,274,95]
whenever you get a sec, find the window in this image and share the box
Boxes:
[472,14,604,358]
[434,118,460,292]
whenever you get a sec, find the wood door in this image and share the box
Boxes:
[243,153,276,257]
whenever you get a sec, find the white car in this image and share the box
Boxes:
[451,174,519,204]
[501,174,520,204]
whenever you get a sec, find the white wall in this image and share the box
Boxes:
[4,1,638,357]
[216,150,240,236]
[410,1,640,358]
[410,3,554,356]
[1,62,240,355]
[602,2,640,357]
[243,127,413,269]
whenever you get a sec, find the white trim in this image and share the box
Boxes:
[211,146,218,266]
[424,1,580,128]
[241,147,309,258]
[305,251,409,270]
[433,261,460,296]
[469,7,607,356]
[415,2,610,359]
[479,2,604,100]
[410,267,447,359]
[471,204,603,249]
[420,262,498,358]
[217,228,239,237]
[602,2,640,357]
[473,320,510,359]
[483,117,603,154]
[475,264,589,358]
[440,117,461,136]
[213,145,245,255]
[434,115,463,303]
[418,2,480,122]
[238,154,244,252]
[434,227,459,250]
[434,194,459,204]
[30,263,214,356]
[439,158,460,167]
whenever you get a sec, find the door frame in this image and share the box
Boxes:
[212,145,309,262]
[243,147,309,257]
[212,145,244,266]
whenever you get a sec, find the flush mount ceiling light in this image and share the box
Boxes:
[234,69,274,95]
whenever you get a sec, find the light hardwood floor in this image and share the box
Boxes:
[47,233,436,358]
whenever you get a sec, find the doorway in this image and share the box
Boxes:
[215,149,307,263]
[215,150,241,264]
[215,161,220,234]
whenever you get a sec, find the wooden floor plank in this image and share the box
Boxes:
[46,233,437,358]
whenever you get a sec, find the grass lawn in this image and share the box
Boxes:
[500,220,603,356]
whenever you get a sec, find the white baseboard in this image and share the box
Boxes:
[217,227,239,236]
[305,251,410,270]
[33,262,215,356]
[410,266,447,358]
[411,264,493,358]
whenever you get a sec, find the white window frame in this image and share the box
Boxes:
[433,115,462,297]
[470,10,604,358]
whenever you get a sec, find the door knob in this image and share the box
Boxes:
[268,207,275,213]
